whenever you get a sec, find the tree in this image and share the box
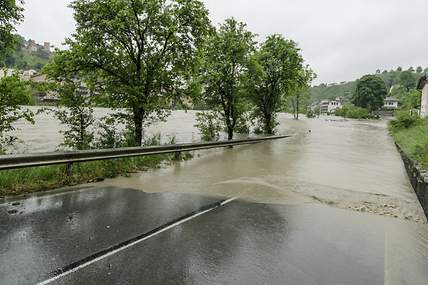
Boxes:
[352,75,387,111]
[194,111,223,141]
[63,0,211,146]
[245,35,310,133]
[199,18,255,140]
[287,67,315,120]
[0,0,24,60]
[399,70,416,91]
[0,74,33,153]
[44,52,95,151]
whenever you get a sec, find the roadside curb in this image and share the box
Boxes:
[395,142,428,218]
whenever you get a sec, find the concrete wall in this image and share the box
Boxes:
[422,85,428,118]
[396,144,428,218]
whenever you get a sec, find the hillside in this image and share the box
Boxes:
[309,67,428,103]
[0,35,52,71]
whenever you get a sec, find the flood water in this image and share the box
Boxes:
[96,114,428,283]
[7,110,428,283]
[99,114,426,223]
[11,106,201,153]
[10,108,428,223]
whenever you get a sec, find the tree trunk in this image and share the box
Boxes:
[79,113,85,150]
[133,106,144,146]
[264,113,273,135]
[227,127,233,140]
[296,97,300,120]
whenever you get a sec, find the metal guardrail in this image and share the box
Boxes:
[0,135,289,170]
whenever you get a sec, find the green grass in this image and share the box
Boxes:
[390,117,428,168]
[0,154,172,196]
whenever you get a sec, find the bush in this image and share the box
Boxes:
[336,104,374,119]
[195,111,223,141]
[390,110,420,131]
[306,109,316,118]
[234,112,252,135]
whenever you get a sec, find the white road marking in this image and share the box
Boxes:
[37,197,238,285]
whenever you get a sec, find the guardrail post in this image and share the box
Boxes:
[174,151,182,161]
[66,163,73,178]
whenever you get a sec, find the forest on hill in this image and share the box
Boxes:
[0,35,52,70]
[309,67,428,103]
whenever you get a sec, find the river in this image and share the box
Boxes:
[11,106,201,153]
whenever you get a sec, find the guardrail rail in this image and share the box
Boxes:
[0,135,289,170]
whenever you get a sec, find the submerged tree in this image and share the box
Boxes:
[63,0,211,146]
[246,35,310,133]
[287,67,315,120]
[352,75,387,112]
[44,52,95,151]
[0,75,34,153]
[200,18,255,140]
[0,0,24,60]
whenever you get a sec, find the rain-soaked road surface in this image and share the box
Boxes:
[1,116,428,284]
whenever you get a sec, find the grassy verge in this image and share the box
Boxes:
[0,154,174,197]
[389,115,428,169]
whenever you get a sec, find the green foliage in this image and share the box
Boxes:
[306,108,316,118]
[95,116,128,149]
[335,104,373,119]
[287,68,314,120]
[309,66,426,104]
[194,111,223,141]
[309,81,356,103]
[0,154,170,195]
[199,18,255,140]
[44,52,95,151]
[390,118,428,168]
[389,110,420,131]
[0,0,24,60]
[400,90,421,110]
[0,74,34,153]
[399,71,417,91]
[63,0,211,146]
[245,34,311,132]
[234,111,251,135]
[352,74,387,111]
[1,35,52,70]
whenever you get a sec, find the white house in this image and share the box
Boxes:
[417,76,428,118]
[320,97,342,114]
[0,68,16,79]
[21,69,38,81]
[383,97,399,110]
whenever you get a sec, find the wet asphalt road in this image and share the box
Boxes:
[0,187,223,285]
[1,186,428,285]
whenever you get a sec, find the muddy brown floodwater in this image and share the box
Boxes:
[101,115,427,224]
[7,111,428,283]
[97,115,428,283]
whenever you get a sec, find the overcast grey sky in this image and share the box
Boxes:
[17,0,428,84]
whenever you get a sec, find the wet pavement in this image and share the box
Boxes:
[55,202,428,285]
[2,116,428,284]
[0,187,223,285]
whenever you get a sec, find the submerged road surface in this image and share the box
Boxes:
[1,116,428,284]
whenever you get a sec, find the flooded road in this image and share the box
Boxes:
[102,115,427,223]
[2,113,428,284]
